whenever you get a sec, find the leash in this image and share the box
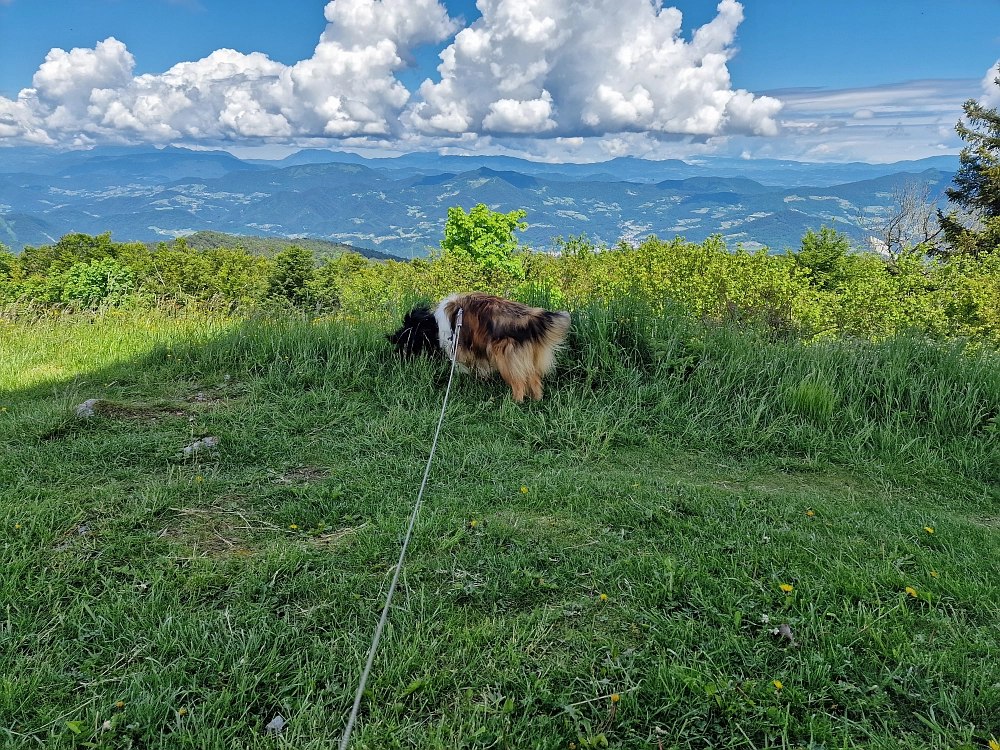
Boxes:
[339,308,464,750]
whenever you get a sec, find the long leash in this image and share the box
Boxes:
[339,308,464,750]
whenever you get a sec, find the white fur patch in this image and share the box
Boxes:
[434,294,458,359]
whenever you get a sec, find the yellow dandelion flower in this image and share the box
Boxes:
[14,523,21,530]
[989,740,1000,750]
[115,701,125,708]
[600,593,608,601]
[289,524,298,530]
[195,476,202,483]
[929,571,939,578]
[806,509,815,517]
[779,584,794,593]
[610,693,620,703]
[520,487,527,494]
[905,587,917,598]
[179,708,188,716]
[470,520,477,528]
[1,407,6,412]
[924,526,934,534]
[773,680,783,690]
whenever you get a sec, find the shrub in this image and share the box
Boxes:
[440,203,527,291]
[267,246,315,305]
[57,258,137,308]
[4,218,1000,349]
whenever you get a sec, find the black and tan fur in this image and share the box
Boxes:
[387,293,571,402]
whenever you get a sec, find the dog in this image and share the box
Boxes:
[387,293,571,402]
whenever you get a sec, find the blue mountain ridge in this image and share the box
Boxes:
[0,145,958,256]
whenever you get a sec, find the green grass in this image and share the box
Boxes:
[1,307,999,749]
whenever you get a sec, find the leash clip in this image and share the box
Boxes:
[452,308,464,354]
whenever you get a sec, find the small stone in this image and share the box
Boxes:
[777,622,799,646]
[75,399,99,417]
[182,436,220,455]
[264,714,286,734]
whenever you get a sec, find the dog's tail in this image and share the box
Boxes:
[541,310,571,347]
[533,310,571,375]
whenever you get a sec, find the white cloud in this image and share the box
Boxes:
[409,0,781,138]
[981,60,1000,107]
[0,0,781,149]
[727,79,972,163]
[0,0,458,145]
[482,91,557,133]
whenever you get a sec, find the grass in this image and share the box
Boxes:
[1,305,999,749]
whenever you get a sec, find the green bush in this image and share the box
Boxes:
[267,245,315,304]
[440,203,527,290]
[57,257,137,307]
[3,210,1000,349]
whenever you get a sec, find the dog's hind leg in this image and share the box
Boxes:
[492,343,527,402]
[527,373,543,401]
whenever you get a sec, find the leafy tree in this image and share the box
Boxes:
[0,246,18,280]
[792,225,851,290]
[58,258,136,307]
[440,204,527,282]
[267,245,315,304]
[307,251,371,310]
[19,232,117,277]
[938,91,1000,257]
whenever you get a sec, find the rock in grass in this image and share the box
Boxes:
[777,622,798,646]
[75,399,100,417]
[182,436,219,455]
[264,714,285,734]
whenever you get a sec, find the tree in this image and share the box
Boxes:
[440,204,527,281]
[856,180,942,263]
[58,258,136,308]
[267,245,315,304]
[938,91,1000,257]
[0,246,18,281]
[792,224,851,290]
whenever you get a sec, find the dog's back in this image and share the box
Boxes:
[437,293,571,401]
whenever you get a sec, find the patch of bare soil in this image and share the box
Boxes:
[305,524,367,548]
[93,401,178,420]
[160,501,280,558]
[274,466,329,483]
[159,498,362,558]
[185,390,231,406]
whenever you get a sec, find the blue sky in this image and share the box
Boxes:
[1,0,998,162]
[4,0,1000,96]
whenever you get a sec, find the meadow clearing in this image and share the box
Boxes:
[1,304,999,749]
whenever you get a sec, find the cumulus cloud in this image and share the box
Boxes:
[0,0,458,145]
[0,0,780,148]
[408,0,781,138]
[981,60,1000,108]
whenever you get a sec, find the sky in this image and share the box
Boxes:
[1,0,999,163]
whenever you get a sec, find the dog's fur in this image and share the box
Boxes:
[387,293,571,402]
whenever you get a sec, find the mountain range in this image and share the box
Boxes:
[0,145,959,257]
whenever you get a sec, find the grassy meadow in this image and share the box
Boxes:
[2,305,1000,749]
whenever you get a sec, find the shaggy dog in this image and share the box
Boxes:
[387,293,571,402]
